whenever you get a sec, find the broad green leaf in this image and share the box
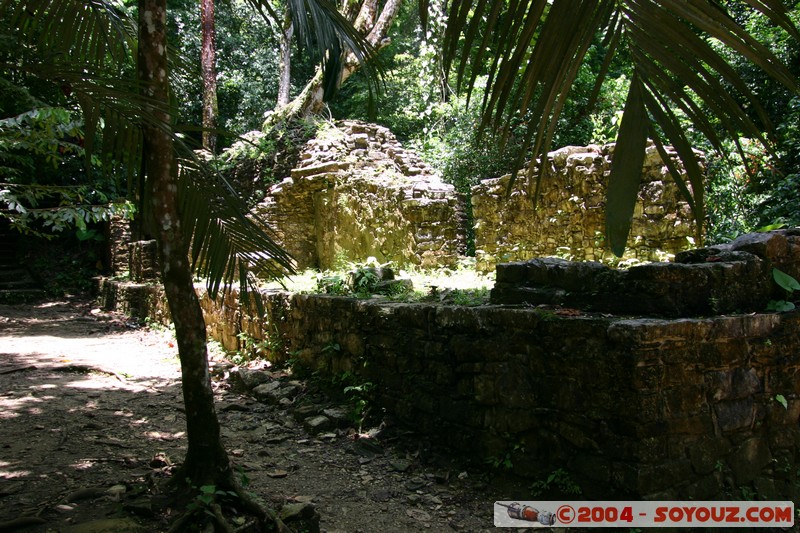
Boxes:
[766,300,796,312]
[773,268,800,293]
[775,394,788,410]
[757,223,788,232]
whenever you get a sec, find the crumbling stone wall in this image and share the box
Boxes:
[492,229,800,317]
[98,230,800,499]
[253,121,466,270]
[192,287,799,501]
[107,215,132,275]
[471,144,699,272]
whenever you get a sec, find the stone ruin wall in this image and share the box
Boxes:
[253,124,698,272]
[98,227,800,500]
[472,144,698,272]
[191,230,800,501]
[252,121,466,270]
[110,123,700,279]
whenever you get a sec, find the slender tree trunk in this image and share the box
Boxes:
[138,0,232,490]
[265,0,402,128]
[276,9,293,109]
[200,0,218,153]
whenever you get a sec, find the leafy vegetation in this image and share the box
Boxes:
[530,468,583,497]
[767,268,800,312]
[263,259,494,306]
[0,107,135,236]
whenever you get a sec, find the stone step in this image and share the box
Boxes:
[0,277,38,289]
[0,287,46,303]
[0,260,42,299]
[0,267,35,283]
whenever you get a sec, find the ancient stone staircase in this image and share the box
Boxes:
[0,221,44,303]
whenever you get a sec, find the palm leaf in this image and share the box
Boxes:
[248,0,382,101]
[606,73,649,256]
[441,0,800,256]
[0,0,302,309]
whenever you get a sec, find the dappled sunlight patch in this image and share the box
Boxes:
[63,378,138,392]
[0,460,29,479]
[0,392,52,419]
[261,261,495,305]
[27,383,57,390]
[144,430,185,441]
[70,459,100,471]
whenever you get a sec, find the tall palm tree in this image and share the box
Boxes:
[0,0,373,528]
[435,0,799,255]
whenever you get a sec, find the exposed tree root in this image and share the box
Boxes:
[163,475,290,533]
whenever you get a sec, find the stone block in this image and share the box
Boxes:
[492,244,774,316]
[683,473,723,500]
[303,415,332,433]
[129,240,159,281]
[633,364,664,391]
[689,435,732,474]
[664,385,707,417]
[253,381,300,404]
[636,460,694,494]
[730,229,800,278]
[707,367,761,401]
[228,368,271,392]
[730,437,772,485]
[714,398,755,432]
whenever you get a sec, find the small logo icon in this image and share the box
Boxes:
[557,504,575,524]
[496,502,556,525]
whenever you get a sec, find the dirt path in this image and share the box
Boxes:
[0,299,528,532]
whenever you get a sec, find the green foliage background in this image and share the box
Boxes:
[1,0,799,264]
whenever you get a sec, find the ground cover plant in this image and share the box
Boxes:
[261,258,494,306]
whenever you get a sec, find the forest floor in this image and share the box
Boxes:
[0,297,535,533]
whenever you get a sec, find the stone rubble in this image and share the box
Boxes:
[253,120,467,270]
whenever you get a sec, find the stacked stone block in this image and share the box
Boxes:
[188,286,800,500]
[253,121,466,270]
[471,144,698,272]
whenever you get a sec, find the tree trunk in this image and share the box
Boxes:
[276,9,293,109]
[265,0,402,128]
[138,0,232,490]
[200,0,218,153]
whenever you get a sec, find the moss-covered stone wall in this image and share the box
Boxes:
[185,287,800,501]
[252,121,466,270]
[471,144,699,271]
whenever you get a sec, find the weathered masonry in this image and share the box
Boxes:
[472,143,698,272]
[206,292,798,501]
[99,229,800,500]
[249,121,697,272]
[252,121,467,270]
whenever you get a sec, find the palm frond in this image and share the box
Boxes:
[442,0,800,256]
[0,0,298,306]
[606,73,649,257]
[248,0,382,101]
[178,154,295,311]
